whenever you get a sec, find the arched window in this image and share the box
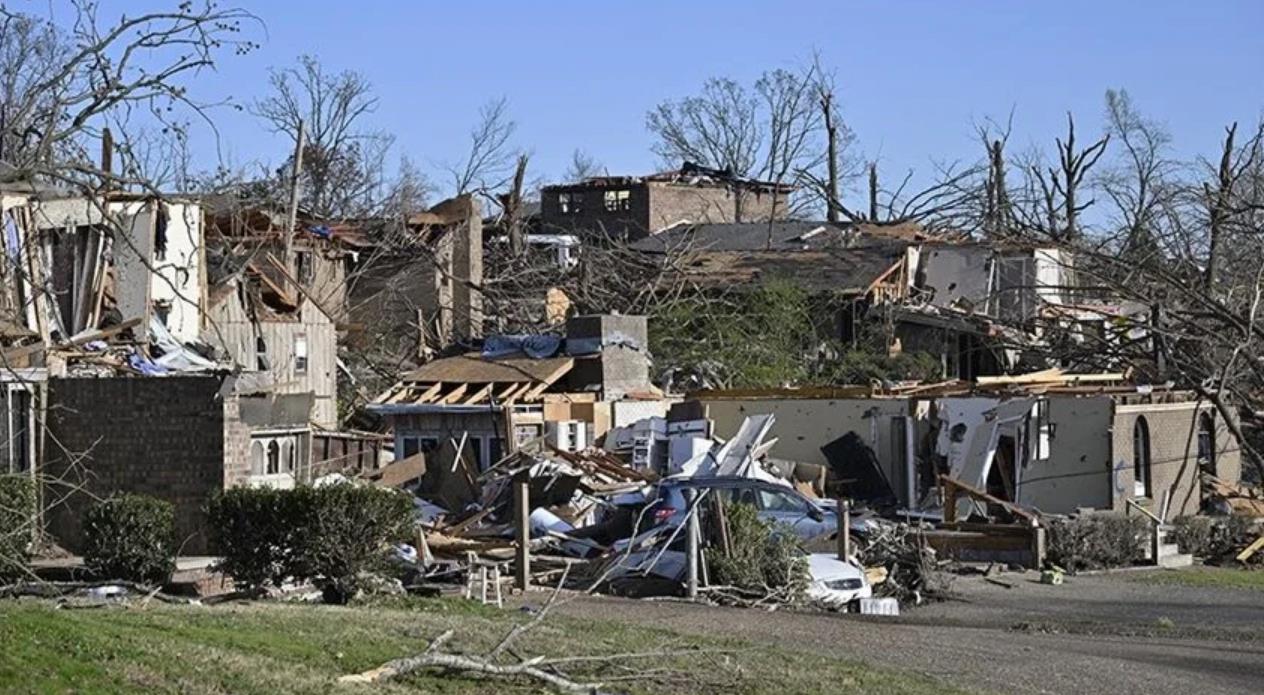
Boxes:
[1133,417,1152,498]
[1197,412,1216,475]
[282,440,296,473]
[250,441,266,476]
[267,440,281,475]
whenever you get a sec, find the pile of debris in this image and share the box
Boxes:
[856,521,955,604]
[394,412,894,612]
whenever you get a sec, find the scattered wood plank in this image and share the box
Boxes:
[1236,534,1264,563]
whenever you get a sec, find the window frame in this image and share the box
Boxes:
[1196,412,1216,475]
[558,192,584,215]
[603,189,631,212]
[1132,416,1152,498]
[293,333,308,375]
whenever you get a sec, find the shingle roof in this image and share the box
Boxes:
[631,221,914,292]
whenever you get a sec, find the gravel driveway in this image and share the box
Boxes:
[547,569,1264,694]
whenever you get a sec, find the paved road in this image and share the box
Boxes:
[547,570,1264,695]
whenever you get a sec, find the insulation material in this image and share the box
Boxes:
[935,397,1034,516]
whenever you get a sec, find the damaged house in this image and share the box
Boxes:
[541,162,794,240]
[369,314,663,472]
[631,219,1092,381]
[2,171,386,554]
[695,373,1242,520]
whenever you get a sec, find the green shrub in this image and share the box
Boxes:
[207,487,303,594]
[83,494,175,585]
[1171,516,1214,556]
[1207,516,1263,567]
[1046,513,1147,573]
[208,484,415,603]
[292,484,415,604]
[0,475,37,582]
[707,501,809,602]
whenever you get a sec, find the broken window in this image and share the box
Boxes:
[1197,412,1215,476]
[295,251,314,285]
[255,335,269,371]
[266,440,281,475]
[513,425,541,450]
[1132,417,1152,498]
[294,333,308,375]
[250,441,266,476]
[487,437,504,468]
[558,192,583,215]
[1030,399,1052,461]
[3,386,33,475]
[603,189,631,212]
[401,437,439,459]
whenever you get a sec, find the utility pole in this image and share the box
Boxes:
[837,498,851,561]
[514,470,530,592]
[284,120,306,276]
[684,488,699,599]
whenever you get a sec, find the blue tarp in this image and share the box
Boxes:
[481,334,562,360]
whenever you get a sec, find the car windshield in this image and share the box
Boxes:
[757,489,809,513]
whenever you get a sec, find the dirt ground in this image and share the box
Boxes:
[544,568,1264,695]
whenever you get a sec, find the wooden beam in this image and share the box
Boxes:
[412,382,443,404]
[1,317,143,363]
[463,383,494,405]
[439,383,469,405]
[939,474,1036,524]
[1236,534,1264,563]
[521,381,552,402]
[502,382,532,405]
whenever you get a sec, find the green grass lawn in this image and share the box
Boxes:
[1125,565,1264,591]
[0,596,962,694]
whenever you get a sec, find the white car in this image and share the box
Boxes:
[805,554,872,607]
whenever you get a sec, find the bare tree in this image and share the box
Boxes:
[1099,89,1175,255]
[563,148,603,182]
[0,1,258,185]
[252,55,393,218]
[646,61,841,215]
[1037,112,1110,241]
[380,155,434,221]
[447,97,517,196]
[1201,121,1264,291]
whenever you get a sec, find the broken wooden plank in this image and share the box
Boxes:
[1,316,143,363]
[939,473,1037,524]
[1236,534,1264,563]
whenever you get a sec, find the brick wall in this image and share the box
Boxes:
[539,183,652,238]
[1110,402,1242,517]
[43,376,233,554]
[541,182,790,240]
[646,183,787,231]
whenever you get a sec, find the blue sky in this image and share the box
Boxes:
[104,0,1263,200]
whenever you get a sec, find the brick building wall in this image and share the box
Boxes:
[645,183,786,232]
[1110,402,1242,518]
[43,375,236,554]
[541,182,789,240]
[539,183,652,238]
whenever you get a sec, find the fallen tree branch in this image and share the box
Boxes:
[337,629,605,693]
[0,580,193,604]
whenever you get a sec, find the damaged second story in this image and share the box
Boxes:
[541,162,794,240]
